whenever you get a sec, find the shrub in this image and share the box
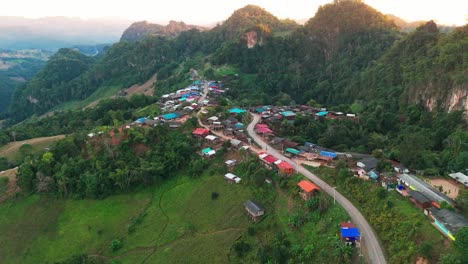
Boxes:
[211,192,219,200]
[110,239,123,252]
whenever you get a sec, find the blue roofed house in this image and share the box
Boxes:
[356,157,379,180]
[280,111,296,120]
[161,113,180,121]
[229,108,246,114]
[340,222,360,245]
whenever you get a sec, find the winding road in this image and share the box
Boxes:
[247,114,386,264]
[195,81,385,263]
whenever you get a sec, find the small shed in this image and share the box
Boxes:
[244,200,264,221]
[297,180,320,200]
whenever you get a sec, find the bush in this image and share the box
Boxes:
[211,192,219,200]
[110,239,122,252]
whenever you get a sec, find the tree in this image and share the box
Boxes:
[453,227,468,259]
[16,157,35,193]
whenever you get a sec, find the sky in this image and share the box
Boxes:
[0,0,466,26]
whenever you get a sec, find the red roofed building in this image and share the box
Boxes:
[255,124,274,135]
[192,128,210,138]
[276,161,294,176]
[297,180,320,200]
[258,152,278,170]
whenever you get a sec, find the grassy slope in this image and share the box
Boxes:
[0,173,254,263]
[0,166,352,264]
[0,135,65,163]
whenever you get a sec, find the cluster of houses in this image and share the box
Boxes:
[203,109,249,142]
[251,105,357,123]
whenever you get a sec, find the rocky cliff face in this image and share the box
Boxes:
[244,30,264,48]
[120,20,206,42]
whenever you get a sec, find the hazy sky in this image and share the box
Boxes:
[1,0,466,26]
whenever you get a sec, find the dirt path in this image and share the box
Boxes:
[0,135,65,161]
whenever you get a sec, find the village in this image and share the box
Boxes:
[85,73,467,253]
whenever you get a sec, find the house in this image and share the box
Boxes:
[282,140,299,149]
[205,135,219,144]
[244,200,265,221]
[426,207,468,240]
[192,128,210,138]
[230,139,243,149]
[225,159,237,168]
[316,111,328,117]
[340,222,360,245]
[285,148,300,157]
[207,116,219,124]
[255,124,273,136]
[297,180,320,200]
[258,153,278,170]
[229,108,246,114]
[201,147,216,157]
[167,121,182,128]
[408,190,432,209]
[356,157,379,180]
[161,112,180,121]
[275,161,294,176]
[234,122,244,130]
[224,173,241,183]
[319,151,337,159]
[211,121,223,130]
[135,117,147,123]
[280,111,296,120]
[448,172,468,188]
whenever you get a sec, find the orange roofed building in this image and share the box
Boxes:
[297,180,320,200]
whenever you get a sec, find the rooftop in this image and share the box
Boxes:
[244,200,264,215]
[161,113,180,120]
[398,174,454,206]
[340,227,360,238]
[448,172,468,187]
[229,108,246,114]
[408,190,431,204]
[429,208,468,234]
[297,180,320,193]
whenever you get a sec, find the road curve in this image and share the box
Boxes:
[247,113,386,264]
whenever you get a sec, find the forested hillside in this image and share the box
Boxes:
[0,50,50,113]
[5,0,467,123]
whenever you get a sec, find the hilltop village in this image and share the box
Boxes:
[98,74,467,246]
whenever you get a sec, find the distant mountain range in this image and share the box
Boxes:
[0,16,131,51]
